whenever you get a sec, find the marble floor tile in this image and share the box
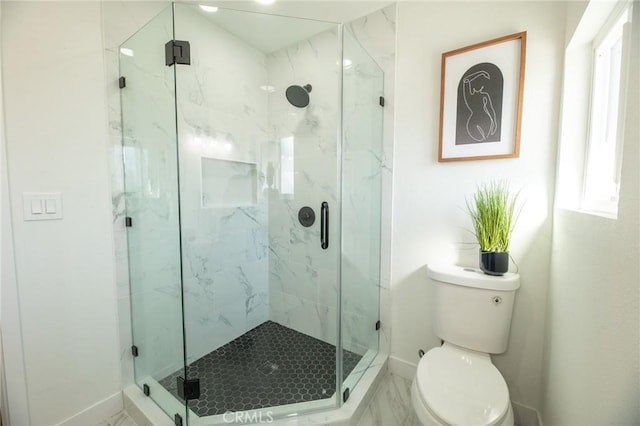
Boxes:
[357,373,415,426]
[358,372,531,426]
[402,410,422,426]
[96,411,139,426]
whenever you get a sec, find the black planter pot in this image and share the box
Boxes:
[479,251,509,276]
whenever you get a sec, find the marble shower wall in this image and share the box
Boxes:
[265,7,396,358]
[265,29,342,345]
[173,4,270,364]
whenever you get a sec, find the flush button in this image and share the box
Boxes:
[492,296,502,305]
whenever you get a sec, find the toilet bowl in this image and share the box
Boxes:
[411,343,513,426]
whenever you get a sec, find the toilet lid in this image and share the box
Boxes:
[415,345,509,426]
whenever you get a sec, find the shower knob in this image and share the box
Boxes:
[298,206,315,227]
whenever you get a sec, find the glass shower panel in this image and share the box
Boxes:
[120,5,188,421]
[170,3,343,422]
[340,27,383,395]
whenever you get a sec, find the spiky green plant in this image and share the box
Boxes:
[466,182,519,252]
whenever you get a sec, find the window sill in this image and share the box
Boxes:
[557,206,618,220]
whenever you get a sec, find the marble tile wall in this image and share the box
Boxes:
[172,3,270,365]
[265,6,397,359]
[265,28,342,345]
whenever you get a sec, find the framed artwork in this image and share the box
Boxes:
[438,32,526,162]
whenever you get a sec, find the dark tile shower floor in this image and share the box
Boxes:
[159,321,362,417]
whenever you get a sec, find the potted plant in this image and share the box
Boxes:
[466,182,519,276]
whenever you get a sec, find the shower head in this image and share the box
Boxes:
[285,84,312,108]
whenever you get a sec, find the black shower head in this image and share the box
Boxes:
[285,84,312,108]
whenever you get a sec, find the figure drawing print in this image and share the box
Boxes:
[455,62,503,145]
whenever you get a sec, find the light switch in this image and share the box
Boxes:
[30,199,43,214]
[23,192,62,221]
[45,199,57,214]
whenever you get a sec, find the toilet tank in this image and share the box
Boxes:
[427,265,520,354]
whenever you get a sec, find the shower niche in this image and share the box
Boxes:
[119,2,384,424]
[201,158,258,208]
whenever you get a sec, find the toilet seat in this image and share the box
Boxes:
[414,343,510,426]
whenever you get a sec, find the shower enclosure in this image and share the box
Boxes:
[119,3,383,424]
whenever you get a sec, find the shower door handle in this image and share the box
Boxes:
[321,201,329,250]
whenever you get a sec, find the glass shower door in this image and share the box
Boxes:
[120,5,188,422]
[340,27,384,396]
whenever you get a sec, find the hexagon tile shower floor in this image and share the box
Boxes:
[159,321,362,417]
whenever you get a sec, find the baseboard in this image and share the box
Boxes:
[57,391,122,426]
[512,401,543,426]
[388,355,417,381]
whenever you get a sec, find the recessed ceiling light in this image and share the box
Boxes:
[120,48,134,57]
[255,0,276,5]
[199,5,219,12]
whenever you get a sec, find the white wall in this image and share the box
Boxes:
[0,1,31,424]
[1,2,121,424]
[540,2,640,424]
[391,1,565,409]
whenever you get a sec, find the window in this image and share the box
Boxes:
[582,3,632,217]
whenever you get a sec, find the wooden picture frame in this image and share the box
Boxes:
[438,32,526,162]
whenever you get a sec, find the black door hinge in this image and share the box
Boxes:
[125,217,132,227]
[131,345,139,357]
[343,387,350,402]
[379,96,385,107]
[119,76,126,88]
[174,414,183,426]
[177,377,200,400]
[165,40,191,66]
[143,384,150,396]
[375,320,381,331]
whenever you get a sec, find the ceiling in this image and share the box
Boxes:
[188,1,393,53]
[208,1,392,22]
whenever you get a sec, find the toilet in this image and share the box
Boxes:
[411,264,520,426]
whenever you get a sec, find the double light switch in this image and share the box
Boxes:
[23,192,63,221]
